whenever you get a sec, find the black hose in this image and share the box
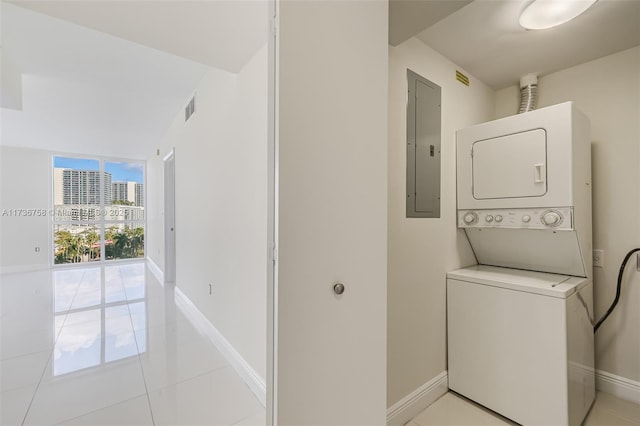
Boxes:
[594,247,640,333]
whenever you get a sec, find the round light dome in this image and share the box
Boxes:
[519,0,598,30]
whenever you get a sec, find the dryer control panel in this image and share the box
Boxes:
[458,207,573,230]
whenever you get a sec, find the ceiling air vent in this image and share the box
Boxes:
[185,95,196,122]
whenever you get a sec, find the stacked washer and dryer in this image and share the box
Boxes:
[448,102,595,425]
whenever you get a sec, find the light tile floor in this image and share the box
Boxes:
[4,261,639,426]
[410,391,640,426]
[0,261,264,425]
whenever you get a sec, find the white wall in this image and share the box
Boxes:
[276,1,388,424]
[0,146,51,271]
[0,48,23,111]
[495,46,640,385]
[387,38,495,407]
[146,149,164,271]
[147,45,268,381]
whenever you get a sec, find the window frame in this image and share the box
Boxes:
[51,153,147,267]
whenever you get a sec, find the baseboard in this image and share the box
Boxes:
[146,257,164,284]
[596,369,640,404]
[174,287,266,407]
[387,371,449,426]
[0,263,49,275]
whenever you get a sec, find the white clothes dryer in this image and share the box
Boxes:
[456,101,592,278]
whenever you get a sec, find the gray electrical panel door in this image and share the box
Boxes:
[407,70,441,218]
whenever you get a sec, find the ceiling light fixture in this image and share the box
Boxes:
[519,0,598,30]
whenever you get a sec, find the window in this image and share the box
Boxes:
[53,156,145,264]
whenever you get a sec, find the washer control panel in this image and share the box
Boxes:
[458,207,573,230]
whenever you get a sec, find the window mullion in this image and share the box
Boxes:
[99,160,106,262]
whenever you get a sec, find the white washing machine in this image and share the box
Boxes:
[447,265,595,426]
[450,102,595,425]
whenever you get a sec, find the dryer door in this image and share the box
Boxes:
[472,129,547,200]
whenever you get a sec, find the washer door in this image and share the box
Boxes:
[472,128,547,200]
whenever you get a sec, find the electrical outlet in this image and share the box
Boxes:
[593,249,604,268]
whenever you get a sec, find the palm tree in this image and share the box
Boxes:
[84,229,100,261]
[62,233,80,263]
[129,227,144,258]
[75,232,86,262]
[112,230,131,259]
[105,226,119,259]
[55,230,74,264]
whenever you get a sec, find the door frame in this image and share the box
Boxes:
[163,149,176,284]
[267,0,278,423]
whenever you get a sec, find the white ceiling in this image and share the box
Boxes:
[0,1,268,160]
[2,0,637,161]
[7,0,268,74]
[389,0,472,46]
[414,0,640,90]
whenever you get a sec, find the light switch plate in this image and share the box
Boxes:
[593,249,604,268]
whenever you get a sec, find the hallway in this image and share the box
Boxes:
[0,262,264,425]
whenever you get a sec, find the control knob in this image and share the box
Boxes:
[541,210,563,227]
[522,215,531,223]
[463,212,478,225]
[495,215,503,223]
[485,215,494,223]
